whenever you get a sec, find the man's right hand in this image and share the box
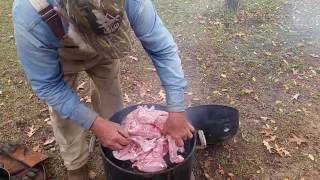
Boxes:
[90,116,130,150]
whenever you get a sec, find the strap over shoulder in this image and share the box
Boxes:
[29,0,65,39]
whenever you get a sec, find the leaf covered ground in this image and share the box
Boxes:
[0,0,319,179]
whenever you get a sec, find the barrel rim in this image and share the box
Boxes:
[186,104,239,114]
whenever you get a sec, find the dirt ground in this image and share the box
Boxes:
[1,0,319,179]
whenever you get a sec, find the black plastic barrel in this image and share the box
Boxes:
[101,104,196,180]
[186,105,239,144]
[0,162,10,180]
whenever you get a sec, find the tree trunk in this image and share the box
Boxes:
[225,0,240,13]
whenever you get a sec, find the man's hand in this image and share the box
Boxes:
[163,112,195,147]
[90,116,130,150]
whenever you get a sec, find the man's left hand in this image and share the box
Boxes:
[163,112,195,147]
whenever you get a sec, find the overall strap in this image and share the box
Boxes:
[29,0,65,39]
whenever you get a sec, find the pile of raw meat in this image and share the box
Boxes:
[113,106,185,173]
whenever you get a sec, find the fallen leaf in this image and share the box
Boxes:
[77,82,86,91]
[260,129,274,137]
[310,54,319,58]
[260,117,268,121]
[274,143,291,157]
[218,164,225,175]
[43,137,55,146]
[265,135,277,142]
[292,68,299,75]
[213,90,221,95]
[273,126,278,132]
[27,125,37,137]
[220,74,227,78]
[204,173,211,179]
[282,59,289,65]
[241,88,254,95]
[302,108,309,115]
[203,160,210,170]
[199,20,206,24]
[147,67,156,72]
[139,85,147,97]
[260,125,274,137]
[264,51,272,56]
[88,170,97,179]
[292,93,300,101]
[124,93,131,103]
[185,92,193,95]
[84,96,91,103]
[158,89,165,101]
[289,134,307,145]
[275,100,282,105]
[284,84,290,91]
[192,97,200,101]
[227,172,235,177]
[252,77,256,82]
[44,118,52,125]
[296,42,304,47]
[256,170,261,174]
[263,140,273,153]
[308,154,315,161]
[0,91,3,95]
[236,32,246,37]
[310,69,317,75]
[128,56,138,61]
[32,145,40,152]
[44,118,50,122]
[28,94,35,99]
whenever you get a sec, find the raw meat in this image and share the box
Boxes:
[113,106,185,172]
[168,136,184,164]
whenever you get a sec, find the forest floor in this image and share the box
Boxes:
[1,0,319,179]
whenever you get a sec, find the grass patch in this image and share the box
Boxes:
[0,0,35,122]
[243,0,287,14]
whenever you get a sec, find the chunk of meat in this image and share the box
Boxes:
[168,136,185,164]
[113,106,185,172]
[113,143,143,161]
[132,137,168,172]
[127,123,161,139]
[130,136,157,152]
